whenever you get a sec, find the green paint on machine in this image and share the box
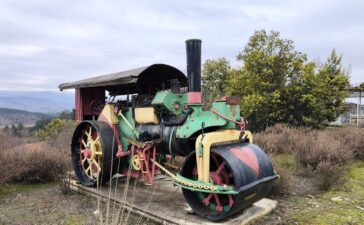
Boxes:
[152,91,187,116]
[176,101,241,138]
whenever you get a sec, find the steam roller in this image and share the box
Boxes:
[62,39,278,221]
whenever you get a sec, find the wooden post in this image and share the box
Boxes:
[360,90,362,126]
[75,88,83,122]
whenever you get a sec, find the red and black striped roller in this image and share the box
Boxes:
[181,142,278,221]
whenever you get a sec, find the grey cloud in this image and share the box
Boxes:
[0,0,363,92]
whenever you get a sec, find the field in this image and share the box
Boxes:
[0,183,96,225]
[260,159,364,225]
[0,123,363,225]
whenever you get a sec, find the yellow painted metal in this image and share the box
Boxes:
[195,130,242,183]
[135,107,159,124]
[131,154,141,170]
[82,126,102,179]
[242,130,253,144]
[98,104,119,125]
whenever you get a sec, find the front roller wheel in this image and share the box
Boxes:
[181,143,277,221]
[71,120,118,187]
[181,151,237,221]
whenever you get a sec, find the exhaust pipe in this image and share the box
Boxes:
[186,39,202,103]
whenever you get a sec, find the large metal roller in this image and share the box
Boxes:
[181,143,278,221]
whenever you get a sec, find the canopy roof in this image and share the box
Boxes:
[58,64,187,93]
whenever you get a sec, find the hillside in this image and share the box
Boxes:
[0,108,51,126]
[0,91,73,114]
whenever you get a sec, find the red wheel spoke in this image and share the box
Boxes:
[215,161,226,175]
[228,194,234,208]
[202,193,213,206]
[190,152,236,216]
[213,194,223,213]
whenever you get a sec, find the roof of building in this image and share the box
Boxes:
[58,64,188,92]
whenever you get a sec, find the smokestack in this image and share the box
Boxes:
[186,39,202,103]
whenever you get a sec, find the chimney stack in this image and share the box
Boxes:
[185,39,202,103]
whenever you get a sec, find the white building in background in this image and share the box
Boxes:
[332,86,363,126]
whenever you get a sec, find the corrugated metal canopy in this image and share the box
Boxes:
[58,64,187,91]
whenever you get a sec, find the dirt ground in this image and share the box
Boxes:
[258,161,364,225]
[0,183,155,225]
[0,183,97,225]
[1,161,363,225]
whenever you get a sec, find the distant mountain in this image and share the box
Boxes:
[0,108,52,126]
[0,91,73,114]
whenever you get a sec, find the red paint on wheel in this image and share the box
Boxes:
[84,148,92,159]
[230,147,259,177]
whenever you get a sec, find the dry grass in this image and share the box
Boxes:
[255,125,364,191]
[254,124,313,154]
[326,127,364,160]
[269,154,292,195]
[314,161,347,191]
[0,183,98,225]
[0,143,70,183]
[0,122,74,184]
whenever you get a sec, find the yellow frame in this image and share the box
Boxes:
[195,130,253,183]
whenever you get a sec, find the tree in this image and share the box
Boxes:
[35,118,77,141]
[360,82,364,89]
[281,50,349,128]
[226,30,349,130]
[3,125,10,134]
[58,109,75,120]
[202,58,231,103]
[30,118,52,133]
[35,118,65,140]
[228,30,308,130]
[10,123,25,137]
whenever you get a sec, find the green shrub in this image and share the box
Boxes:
[35,118,76,141]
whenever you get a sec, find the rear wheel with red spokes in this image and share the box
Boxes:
[71,121,118,187]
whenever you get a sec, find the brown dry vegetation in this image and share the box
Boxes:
[1,122,363,224]
[0,120,75,184]
[255,124,364,192]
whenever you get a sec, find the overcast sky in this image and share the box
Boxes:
[0,0,363,92]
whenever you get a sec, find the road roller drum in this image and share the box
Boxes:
[181,143,277,221]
